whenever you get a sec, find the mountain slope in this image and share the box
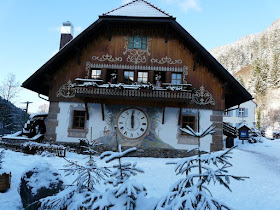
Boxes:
[211,18,280,75]
[210,18,280,132]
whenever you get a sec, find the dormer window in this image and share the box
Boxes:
[129,36,147,50]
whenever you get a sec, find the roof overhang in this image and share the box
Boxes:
[22,16,252,108]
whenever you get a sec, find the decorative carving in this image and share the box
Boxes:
[57,80,75,98]
[85,61,91,79]
[85,62,187,78]
[191,86,215,106]
[183,66,188,84]
[150,56,182,65]
[91,54,122,62]
[123,34,152,64]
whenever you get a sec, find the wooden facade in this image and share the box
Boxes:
[22,0,252,152]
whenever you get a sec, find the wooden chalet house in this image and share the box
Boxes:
[22,0,252,152]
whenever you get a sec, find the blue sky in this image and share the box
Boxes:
[0,0,279,112]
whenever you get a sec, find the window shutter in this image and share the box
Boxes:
[236,110,239,117]
[129,36,134,49]
[245,108,248,117]
[142,37,147,50]
[230,110,233,117]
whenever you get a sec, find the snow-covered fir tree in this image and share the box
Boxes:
[40,139,111,210]
[269,53,280,88]
[0,149,4,170]
[155,124,247,209]
[100,145,147,210]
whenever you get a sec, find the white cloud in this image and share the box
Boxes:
[164,0,201,13]
[180,0,201,12]
[122,0,133,5]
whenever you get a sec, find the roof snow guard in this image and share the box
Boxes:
[102,0,173,18]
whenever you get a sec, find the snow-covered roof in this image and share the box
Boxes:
[237,123,250,130]
[103,0,172,18]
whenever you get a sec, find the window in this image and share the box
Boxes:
[124,71,134,84]
[171,73,182,85]
[237,108,248,117]
[129,36,147,50]
[91,69,101,80]
[224,110,232,117]
[182,115,196,132]
[137,71,148,84]
[73,111,86,129]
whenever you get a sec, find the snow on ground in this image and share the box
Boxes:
[1,138,280,209]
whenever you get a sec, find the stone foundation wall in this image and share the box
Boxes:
[210,110,223,151]
[45,102,60,142]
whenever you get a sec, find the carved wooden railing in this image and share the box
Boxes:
[74,86,194,101]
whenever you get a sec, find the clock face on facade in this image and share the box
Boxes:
[117,108,148,139]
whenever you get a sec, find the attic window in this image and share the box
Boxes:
[129,36,147,50]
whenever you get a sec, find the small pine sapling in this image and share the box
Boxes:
[0,149,4,170]
[155,123,248,210]
[40,139,111,210]
[100,145,147,209]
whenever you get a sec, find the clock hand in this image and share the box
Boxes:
[131,110,135,129]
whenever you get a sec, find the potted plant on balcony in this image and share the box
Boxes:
[0,149,11,193]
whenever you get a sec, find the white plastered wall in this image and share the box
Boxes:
[56,102,107,142]
[56,102,213,151]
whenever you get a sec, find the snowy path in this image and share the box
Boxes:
[238,147,280,175]
[210,144,280,210]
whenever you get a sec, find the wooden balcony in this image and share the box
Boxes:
[74,85,194,103]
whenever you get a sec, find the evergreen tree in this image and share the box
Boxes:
[269,53,280,88]
[236,75,245,87]
[0,149,4,170]
[101,145,147,210]
[249,58,268,96]
[155,124,248,209]
[40,139,111,210]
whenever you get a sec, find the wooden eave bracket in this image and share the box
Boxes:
[162,107,165,124]
[101,103,105,121]
[84,100,89,120]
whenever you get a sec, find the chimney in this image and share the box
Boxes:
[59,21,74,50]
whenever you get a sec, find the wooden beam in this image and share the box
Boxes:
[164,24,169,43]
[162,107,165,124]
[101,103,105,121]
[193,52,198,71]
[178,107,182,125]
[75,47,82,65]
[84,100,89,120]
[222,82,228,99]
[106,23,112,41]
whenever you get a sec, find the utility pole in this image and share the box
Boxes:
[22,101,33,122]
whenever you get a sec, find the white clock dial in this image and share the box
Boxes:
[117,108,148,139]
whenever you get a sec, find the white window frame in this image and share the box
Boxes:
[91,69,101,79]
[238,108,245,117]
